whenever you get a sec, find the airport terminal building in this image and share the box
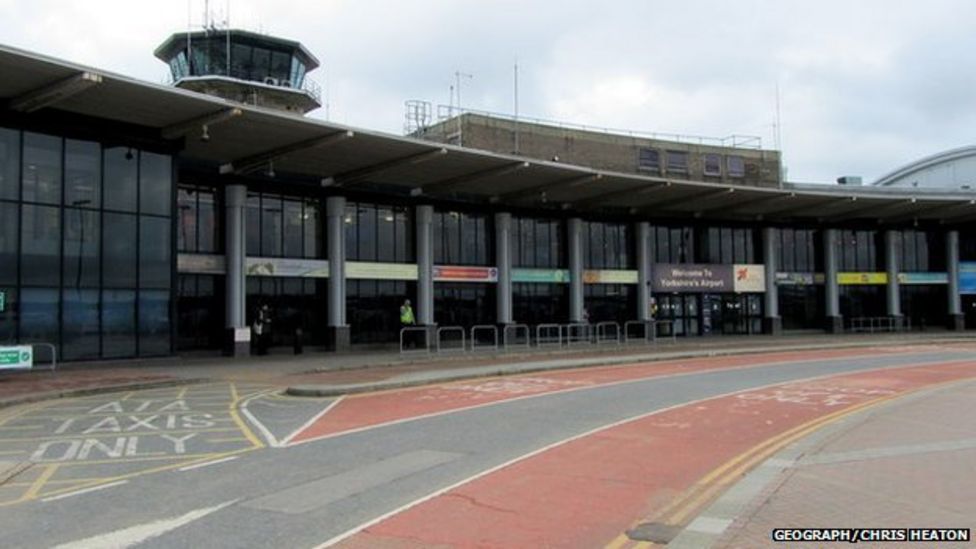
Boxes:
[2,32,976,362]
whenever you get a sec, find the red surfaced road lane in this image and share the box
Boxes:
[289,347,921,445]
[333,359,976,549]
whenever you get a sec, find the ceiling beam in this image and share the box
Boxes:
[763,196,841,218]
[161,107,243,139]
[494,172,602,203]
[939,200,976,222]
[640,188,722,213]
[707,192,795,215]
[824,198,917,222]
[219,130,354,175]
[419,161,530,195]
[325,148,447,187]
[887,201,972,224]
[573,182,668,210]
[8,71,103,113]
[781,196,868,219]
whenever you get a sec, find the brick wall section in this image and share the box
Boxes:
[418,114,782,188]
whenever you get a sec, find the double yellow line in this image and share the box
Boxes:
[605,389,921,549]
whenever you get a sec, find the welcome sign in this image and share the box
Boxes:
[651,264,765,293]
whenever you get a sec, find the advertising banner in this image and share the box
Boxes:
[775,272,826,285]
[512,268,570,283]
[177,254,225,274]
[434,265,499,283]
[246,258,330,278]
[960,262,976,294]
[347,262,418,281]
[837,272,887,285]
[0,345,33,371]
[732,264,766,293]
[896,272,948,285]
[582,270,639,284]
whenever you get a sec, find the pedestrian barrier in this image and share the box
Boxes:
[536,323,562,347]
[624,320,653,344]
[849,316,901,333]
[470,325,498,352]
[0,342,58,372]
[562,323,591,345]
[596,322,621,345]
[503,324,530,350]
[653,319,678,343]
[436,326,466,353]
[399,326,432,354]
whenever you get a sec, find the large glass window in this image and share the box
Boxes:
[21,204,61,286]
[140,216,171,289]
[248,192,322,258]
[582,221,632,269]
[434,210,490,266]
[778,228,819,271]
[0,128,19,200]
[64,208,100,288]
[651,226,694,263]
[347,280,415,344]
[103,213,137,288]
[62,288,100,360]
[512,216,564,268]
[0,202,17,284]
[177,274,223,351]
[838,230,880,271]
[65,139,100,208]
[102,289,136,358]
[22,133,62,205]
[20,287,59,343]
[139,290,171,356]
[104,147,138,212]
[177,185,220,253]
[899,230,945,272]
[140,152,172,216]
[696,226,757,264]
[345,202,413,262]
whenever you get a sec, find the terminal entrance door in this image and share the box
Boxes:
[702,293,763,335]
[657,295,699,337]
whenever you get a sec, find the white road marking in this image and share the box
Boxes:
[178,455,239,472]
[239,391,281,447]
[311,358,968,548]
[52,499,238,549]
[41,480,129,502]
[280,395,345,446]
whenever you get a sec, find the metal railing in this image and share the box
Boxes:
[596,322,621,345]
[651,319,679,343]
[436,326,466,353]
[503,324,530,350]
[624,320,653,344]
[399,327,432,354]
[848,316,903,333]
[536,323,562,347]
[562,323,591,345]
[470,325,498,352]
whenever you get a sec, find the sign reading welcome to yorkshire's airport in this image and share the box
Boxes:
[651,264,765,293]
[0,345,33,371]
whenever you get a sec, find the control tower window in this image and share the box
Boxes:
[252,48,271,81]
[231,44,252,80]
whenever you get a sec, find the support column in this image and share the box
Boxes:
[947,230,965,330]
[568,217,584,322]
[416,205,435,332]
[762,227,782,334]
[637,222,652,322]
[326,196,349,351]
[495,212,513,325]
[824,228,843,333]
[884,230,903,329]
[223,184,249,356]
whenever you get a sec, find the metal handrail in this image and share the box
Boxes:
[596,322,621,345]
[536,323,562,347]
[436,326,466,354]
[470,325,498,352]
[562,323,591,345]
[399,326,431,354]
[624,320,653,345]
[503,324,530,350]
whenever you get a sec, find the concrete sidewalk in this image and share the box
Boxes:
[670,379,976,548]
[2,332,974,408]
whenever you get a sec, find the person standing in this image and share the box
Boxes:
[400,299,416,347]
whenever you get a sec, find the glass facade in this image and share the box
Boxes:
[511,216,564,268]
[778,228,821,272]
[434,210,491,266]
[0,126,173,359]
[513,283,569,326]
[347,280,415,344]
[166,37,308,88]
[178,185,221,253]
[246,278,327,348]
[434,283,495,329]
[898,229,945,272]
[345,201,413,262]
[247,192,322,258]
[584,284,635,324]
[582,221,633,269]
[652,226,695,263]
[177,274,224,350]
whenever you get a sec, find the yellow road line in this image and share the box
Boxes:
[22,464,58,500]
[176,387,188,399]
[229,383,265,449]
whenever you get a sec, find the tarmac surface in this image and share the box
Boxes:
[0,333,973,548]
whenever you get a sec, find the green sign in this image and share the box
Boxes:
[512,268,571,284]
[0,346,33,370]
[0,290,5,313]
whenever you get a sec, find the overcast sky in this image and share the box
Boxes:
[2,0,975,183]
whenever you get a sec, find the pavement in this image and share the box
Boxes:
[3,331,975,408]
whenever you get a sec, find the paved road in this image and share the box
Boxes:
[0,345,973,548]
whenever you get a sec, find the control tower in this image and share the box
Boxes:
[155,29,321,114]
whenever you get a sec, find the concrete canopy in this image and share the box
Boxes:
[2,43,973,225]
